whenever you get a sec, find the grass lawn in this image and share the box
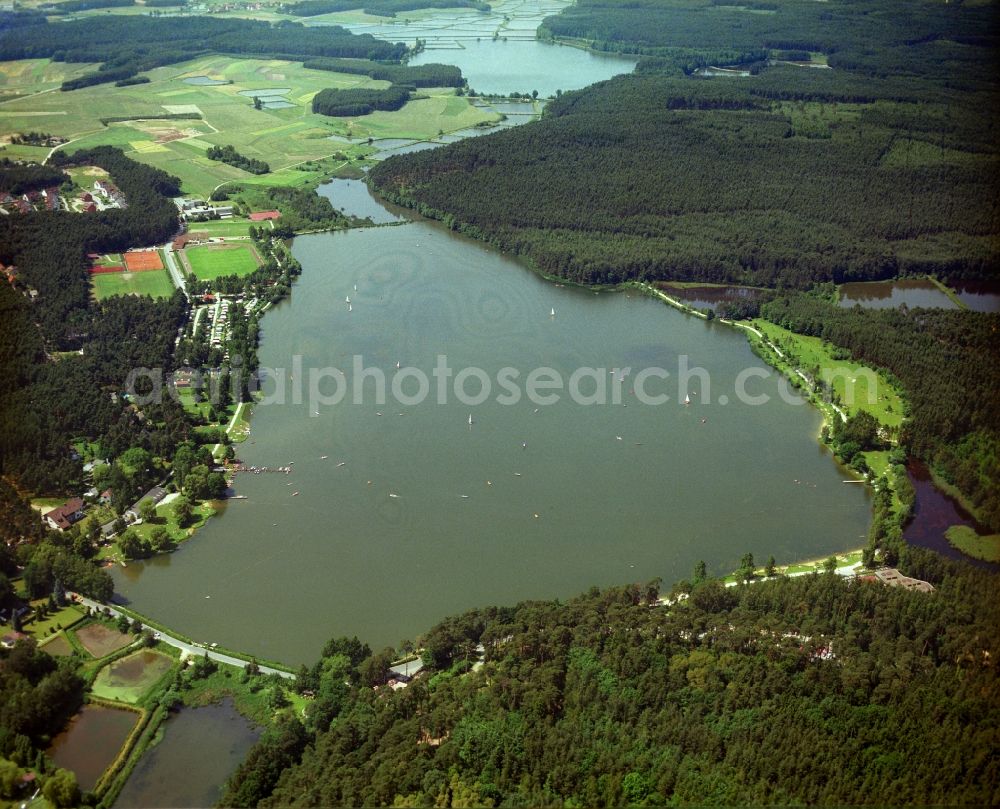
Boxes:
[131,499,217,547]
[945,525,1000,562]
[188,219,254,238]
[92,650,175,703]
[753,319,906,428]
[182,664,301,726]
[24,603,87,642]
[185,243,261,280]
[92,270,176,300]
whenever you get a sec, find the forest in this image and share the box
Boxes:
[285,0,489,17]
[222,550,999,806]
[312,85,411,117]
[0,13,407,89]
[0,160,65,194]
[0,148,189,495]
[302,58,463,88]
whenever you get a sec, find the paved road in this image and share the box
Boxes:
[72,593,294,679]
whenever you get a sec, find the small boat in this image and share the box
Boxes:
[389,493,400,499]
[684,394,691,406]
[346,296,351,303]
[354,284,357,291]
[468,413,473,425]
[550,308,555,317]
[320,455,328,459]
[514,472,522,476]
[336,461,346,468]
[348,303,352,312]
[616,435,622,441]
[291,491,299,496]
[460,494,469,499]
[396,361,401,369]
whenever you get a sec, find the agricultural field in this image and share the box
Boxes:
[92,270,176,300]
[0,54,497,197]
[75,622,134,658]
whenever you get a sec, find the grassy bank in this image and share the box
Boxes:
[944,525,1000,562]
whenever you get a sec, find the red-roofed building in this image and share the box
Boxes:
[45,498,85,531]
[249,210,281,221]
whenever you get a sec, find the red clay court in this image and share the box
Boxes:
[123,250,164,272]
[89,264,126,275]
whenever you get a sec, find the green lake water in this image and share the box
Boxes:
[112,215,871,665]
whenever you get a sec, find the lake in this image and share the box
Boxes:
[317,0,638,95]
[112,210,871,665]
[952,280,1000,313]
[113,699,261,809]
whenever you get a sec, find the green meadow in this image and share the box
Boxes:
[0,54,497,197]
[185,243,261,280]
[91,270,176,300]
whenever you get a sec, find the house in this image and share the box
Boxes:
[125,485,168,521]
[388,658,424,683]
[874,567,935,593]
[99,488,113,505]
[45,498,86,531]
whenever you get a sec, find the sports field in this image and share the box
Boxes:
[185,242,261,280]
[123,250,164,271]
[92,270,176,300]
[0,54,498,196]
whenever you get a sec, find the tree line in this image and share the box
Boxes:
[302,58,463,88]
[206,145,270,175]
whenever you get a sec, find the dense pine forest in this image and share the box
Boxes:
[312,85,412,117]
[285,0,489,17]
[221,550,999,807]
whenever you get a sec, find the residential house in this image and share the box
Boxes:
[45,498,86,531]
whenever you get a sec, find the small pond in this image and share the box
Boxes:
[838,279,958,310]
[183,76,228,86]
[113,699,261,808]
[48,704,138,792]
[952,280,1000,313]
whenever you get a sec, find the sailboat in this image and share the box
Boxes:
[550,307,555,317]
[684,394,691,406]
[348,303,352,312]
[396,361,401,369]
[468,413,473,426]
[346,296,351,303]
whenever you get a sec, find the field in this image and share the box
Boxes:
[76,622,134,658]
[41,634,75,658]
[0,54,498,197]
[123,250,164,272]
[184,242,261,280]
[752,320,906,428]
[944,525,1000,563]
[187,219,254,238]
[91,650,174,703]
[92,270,175,300]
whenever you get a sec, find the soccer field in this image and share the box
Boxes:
[91,270,176,300]
[185,242,261,280]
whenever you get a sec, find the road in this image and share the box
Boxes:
[71,593,294,679]
[162,241,189,299]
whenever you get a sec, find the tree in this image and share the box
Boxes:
[765,556,777,577]
[148,526,171,552]
[824,556,838,574]
[253,95,263,110]
[42,769,79,808]
[138,498,157,524]
[118,530,147,560]
[174,496,194,528]
[116,613,130,633]
[52,578,66,607]
[739,552,755,581]
[693,560,707,582]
